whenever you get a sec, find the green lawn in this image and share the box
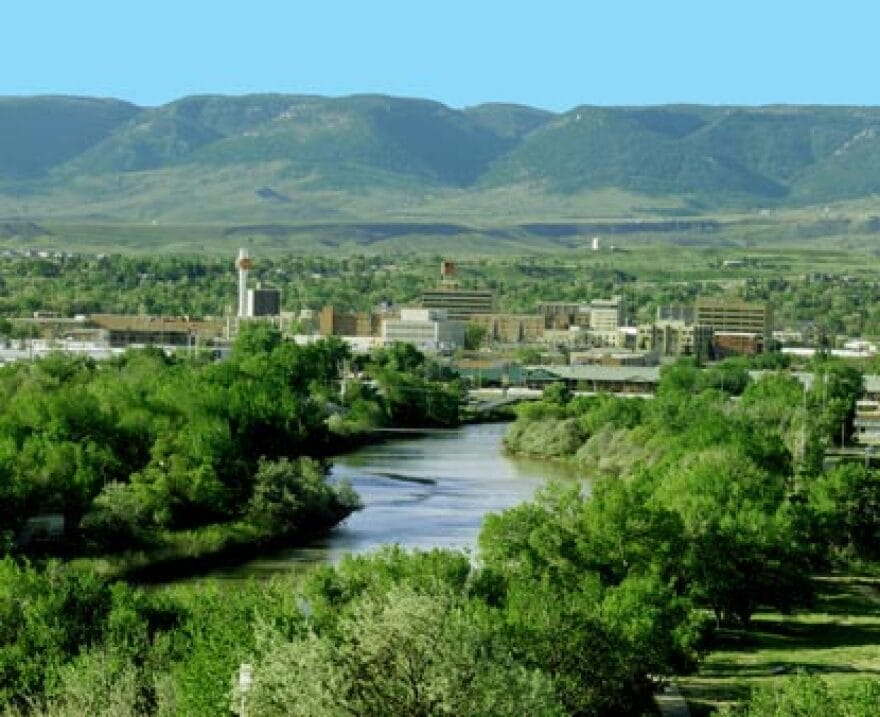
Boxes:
[679,577,880,715]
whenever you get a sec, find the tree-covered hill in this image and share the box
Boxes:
[5,95,880,220]
[480,105,880,201]
[0,96,139,178]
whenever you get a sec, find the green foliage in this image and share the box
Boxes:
[80,482,152,548]
[244,586,564,717]
[362,344,463,428]
[659,358,751,397]
[245,458,360,534]
[0,332,360,558]
[503,357,823,627]
[464,322,487,350]
[808,358,863,446]
[504,417,584,457]
[809,464,880,560]
[727,674,880,716]
[479,485,701,715]
[542,381,572,406]
[0,559,113,708]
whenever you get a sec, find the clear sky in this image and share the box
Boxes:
[3,0,878,110]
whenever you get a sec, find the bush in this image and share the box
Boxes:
[809,464,880,561]
[503,417,585,458]
[245,458,360,534]
[80,482,152,550]
[726,674,880,716]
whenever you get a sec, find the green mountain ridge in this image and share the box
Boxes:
[4,94,880,221]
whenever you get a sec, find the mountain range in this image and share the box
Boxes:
[2,94,880,223]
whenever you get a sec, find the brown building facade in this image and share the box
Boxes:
[469,313,545,344]
[695,299,773,345]
[318,306,383,337]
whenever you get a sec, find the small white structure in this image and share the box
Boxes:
[843,339,878,355]
[591,236,601,251]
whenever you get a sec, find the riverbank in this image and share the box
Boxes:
[35,422,442,583]
[70,519,341,583]
[192,422,575,581]
[65,421,565,584]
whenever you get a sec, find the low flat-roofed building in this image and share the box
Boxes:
[586,328,626,349]
[523,364,661,395]
[88,314,226,348]
[540,327,589,348]
[569,349,657,367]
[657,305,695,324]
[862,375,880,402]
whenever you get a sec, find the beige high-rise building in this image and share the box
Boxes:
[694,298,772,336]
[695,298,773,353]
[589,297,626,331]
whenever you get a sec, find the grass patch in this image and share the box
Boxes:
[679,576,880,714]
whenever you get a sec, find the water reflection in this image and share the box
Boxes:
[210,423,578,579]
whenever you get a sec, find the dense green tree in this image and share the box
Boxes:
[243,587,564,717]
[809,463,880,560]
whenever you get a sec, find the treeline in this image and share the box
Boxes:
[0,327,460,562]
[5,506,876,716]
[5,253,880,341]
[504,357,874,626]
[0,539,698,716]
[1,352,877,715]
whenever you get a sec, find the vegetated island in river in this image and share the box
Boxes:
[1,326,464,581]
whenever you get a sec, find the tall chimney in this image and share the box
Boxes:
[236,248,252,318]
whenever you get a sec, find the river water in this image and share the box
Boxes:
[211,422,577,579]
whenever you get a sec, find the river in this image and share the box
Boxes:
[210,422,577,579]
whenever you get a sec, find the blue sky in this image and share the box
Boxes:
[3,0,877,109]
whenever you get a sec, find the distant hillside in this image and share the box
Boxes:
[3,94,880,220]
[480,106,880,201]
[58,95,544,188]
[0,96,139,178]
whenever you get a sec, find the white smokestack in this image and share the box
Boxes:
[236,248,251,318]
